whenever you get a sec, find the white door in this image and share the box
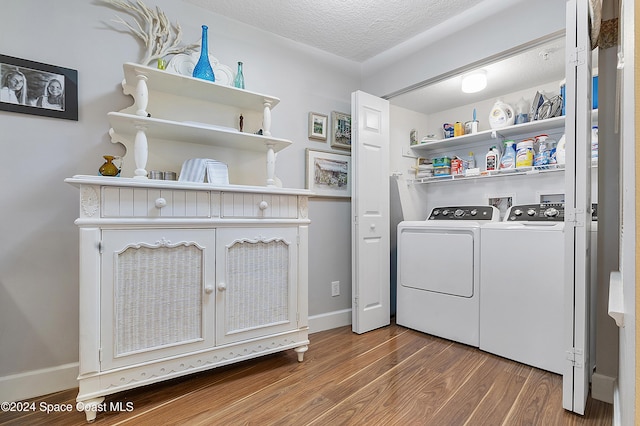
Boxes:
[351,90,390,334]
[563,0,593,414]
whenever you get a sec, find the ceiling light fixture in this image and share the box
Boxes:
[461,70,487,93]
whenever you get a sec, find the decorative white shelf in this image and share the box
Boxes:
[122,62,280,112]
[110,63,290,186]
[108,112,292,152]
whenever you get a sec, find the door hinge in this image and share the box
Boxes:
[566,347,584,368]
[569,46,586,67]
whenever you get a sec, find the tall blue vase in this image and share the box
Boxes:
[192,25,215,82]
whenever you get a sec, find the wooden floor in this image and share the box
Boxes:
[1,322,612,425]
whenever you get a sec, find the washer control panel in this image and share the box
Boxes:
[428,206,498,221]
[506,203,565,222]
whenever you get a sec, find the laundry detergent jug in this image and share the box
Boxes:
[489,99,515,129]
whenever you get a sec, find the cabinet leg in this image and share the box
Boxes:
[294,345,308,362]
[80,397,105,423]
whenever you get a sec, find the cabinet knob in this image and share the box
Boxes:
[204,285,214,294]
[217,282,227,291]
[259,200,269,210]
[155,197,167,208]
[370,223,376,230]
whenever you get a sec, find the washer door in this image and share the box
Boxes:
[398,227,475,297]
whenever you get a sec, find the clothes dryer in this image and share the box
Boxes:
[396,206,500,347]
[479,203,565,374]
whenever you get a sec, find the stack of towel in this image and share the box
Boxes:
[178,158,229,184]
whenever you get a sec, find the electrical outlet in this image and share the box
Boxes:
[331,281,340,297]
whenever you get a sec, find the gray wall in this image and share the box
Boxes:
[0,0,358,400]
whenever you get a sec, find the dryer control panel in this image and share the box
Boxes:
[506,203,565,222]
[428,206,498,221]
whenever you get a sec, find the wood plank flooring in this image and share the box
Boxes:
[0,322,612,425]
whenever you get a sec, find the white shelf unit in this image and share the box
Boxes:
[410,115,565,154]
[407,113,602,184]
[108,62,291,186]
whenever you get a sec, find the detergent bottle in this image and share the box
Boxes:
[556,134,566,165]
[534,134,551,167]
[500,140,516,170]
[489,99,515,129]
[485,146,500,171]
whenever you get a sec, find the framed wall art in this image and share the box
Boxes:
[331,111,351,150]
[0,54,78,121]
[308,112,327,141]
[305,149,351,198]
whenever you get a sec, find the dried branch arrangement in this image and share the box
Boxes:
[101,0,200,66]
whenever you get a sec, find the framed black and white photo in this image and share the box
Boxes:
[0,54,78,121]
[331,111,351,150]
[306,149,351,198]
[308,112,327,141]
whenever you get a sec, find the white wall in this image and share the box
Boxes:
[0,0,359,401]
[361,0,566,98]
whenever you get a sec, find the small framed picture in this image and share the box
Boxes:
[0,54,78,121]
[306,149,351,198]
[308,112,327,141]
[331,111,351,150]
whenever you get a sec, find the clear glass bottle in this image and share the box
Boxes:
[234,61,245,89]
[192,25,215,82]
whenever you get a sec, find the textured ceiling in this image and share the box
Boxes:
[184,0,485,62]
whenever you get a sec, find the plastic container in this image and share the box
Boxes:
[467,152,476,169]
[485,146,500,171]
[433,156,451,176]
[500,141,516,170]
[515,97,529,124]
[534,134,551,167]
[516,139,535,168]
[489,99,515,129]
[556,134,566,165]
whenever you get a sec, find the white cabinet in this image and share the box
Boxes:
[67,179,310,421]
[108,63,291,186]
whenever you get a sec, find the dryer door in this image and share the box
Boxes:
[398,227,476,297]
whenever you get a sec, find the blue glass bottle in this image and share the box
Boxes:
[192,25,215,82]
[234,61,245,89]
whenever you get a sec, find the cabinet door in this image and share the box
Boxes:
[216,227,299,345]
[100,229,215,370]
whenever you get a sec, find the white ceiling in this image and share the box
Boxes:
[185,0,488,62]
[185,0,567,114]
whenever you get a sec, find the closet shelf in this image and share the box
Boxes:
[410,116,566,153]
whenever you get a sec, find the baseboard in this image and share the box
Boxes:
[0,363,78,402]
[591,372,616,404]
[309,308,352,334]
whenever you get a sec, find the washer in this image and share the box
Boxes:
[396,205,500,347]
[479,203,565,374]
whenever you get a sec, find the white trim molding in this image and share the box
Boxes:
[0,363,79,402]
[309,308,352,334]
